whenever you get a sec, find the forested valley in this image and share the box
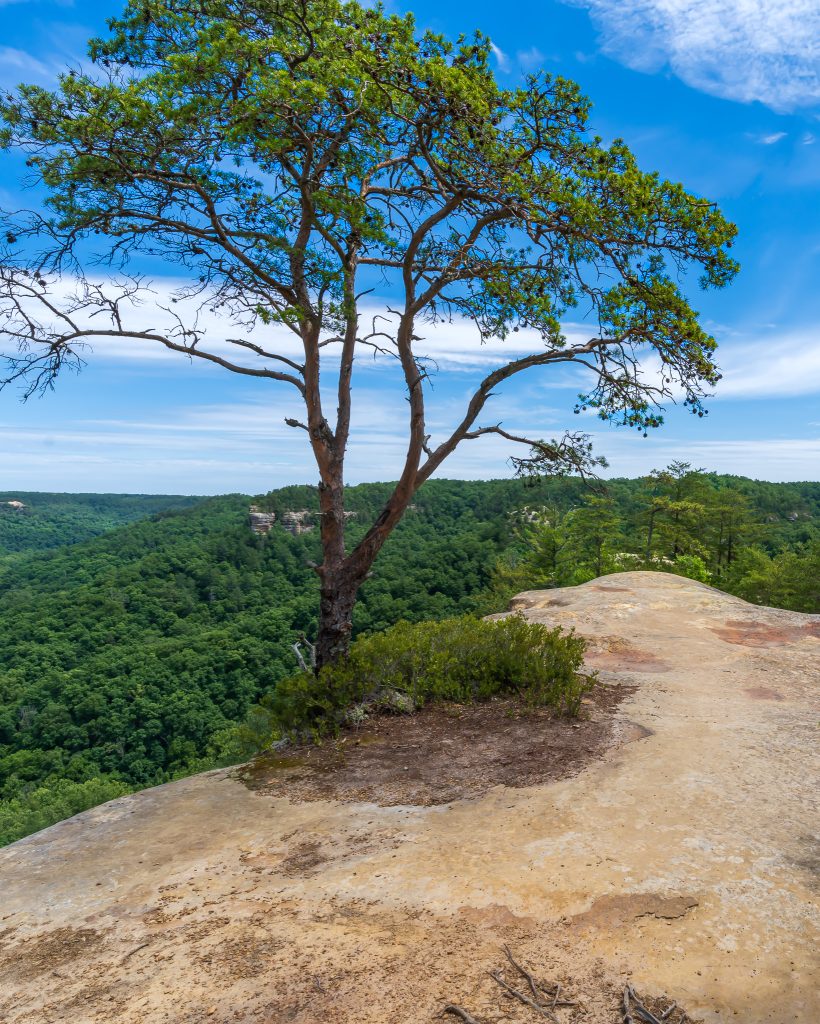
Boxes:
[0,492,203,554]
[1,468,817,845]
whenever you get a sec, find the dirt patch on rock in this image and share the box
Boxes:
[744,686,785,701]
[0,926,107,983]
[711,618,820,647]
[570,894,699,931]
[279,838,328,876]
[237,686,633,807]
[99,895,700,1024]
[584,636,671,673]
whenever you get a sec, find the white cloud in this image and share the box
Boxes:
[715,329,820,399]
[5,276,818,405]
[754,132,787,145]
[1,274,599,377]
[0,382,554,492]
[614,324,820,405]
[590,434,820,482]
[565,0,820,111]
[9,299,820,489]
[490,42,511,73]
[517,47,546,71]
[10,407,814,491]
[0,47,54,82]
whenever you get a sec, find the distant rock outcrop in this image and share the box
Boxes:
[2,500,26,511]
[1,573,817,1024]
[248,505,276,535]
[278,509,357,535]
[280,509,315,535]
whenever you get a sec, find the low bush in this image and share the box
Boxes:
[238,614,593,749]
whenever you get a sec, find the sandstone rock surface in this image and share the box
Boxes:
[0,572,817,1024]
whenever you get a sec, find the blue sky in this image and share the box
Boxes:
[0,0,818,494]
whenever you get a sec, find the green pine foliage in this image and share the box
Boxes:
[484,468,819,611]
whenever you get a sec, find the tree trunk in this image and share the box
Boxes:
[313,488,416,672]
[315,567,360,672]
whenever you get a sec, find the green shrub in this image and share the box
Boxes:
[670,554,712,584]
[242,614,593,748]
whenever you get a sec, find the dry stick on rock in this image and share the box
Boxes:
[501,946,577,1010]
[624,984,684,1024]
[489,970,559,1022]
[544,981,577,1009]
[634,1008,665,1024]
[440,1005,483,1024]
[120,941,150,963]
[623,985,635,1024]
[630,985,665,1024]
[503,945,546,1005]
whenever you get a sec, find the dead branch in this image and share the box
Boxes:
[440,1005,482,1024]
[120,941,150,963]
[623,984,685,1024]
[488,970,558,1022]
[623,985,635,1024]
[503,945,548,1005]
[501,947,576,1009]
[549,982,563,1010]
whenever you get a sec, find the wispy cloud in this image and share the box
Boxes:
[5,276,818,403]
[3,397,815,492]
[0,47,54,83]
[489,42,511,74]
[0,274,595,376]
[517,47,545,72]
[589,434,820,482]
[715,329,820,399]
[753,132,787,145]
[564,0,820,112]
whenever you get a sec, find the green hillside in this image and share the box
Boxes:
[0,492,203,554]
[0,473,817,846]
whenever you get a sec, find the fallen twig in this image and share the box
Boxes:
[121,941,150,963]
[550,981,561,1010]
[623,985,635,1024]
[503,945,546,1005]
[440,1005,482,1024]
[489,970,558,1022]
[623,984,684,1024]
[629,984,663,1024]
[634,1008,664,1024]
[501,946,577,1009]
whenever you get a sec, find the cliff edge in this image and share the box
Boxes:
[0,572,817,1024]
